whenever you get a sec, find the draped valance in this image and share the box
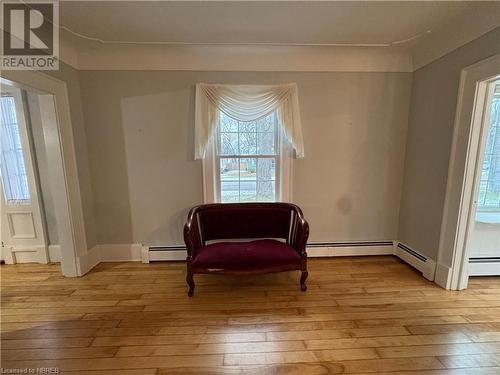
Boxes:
[194,83,304,159]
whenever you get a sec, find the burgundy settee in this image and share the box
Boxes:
[183,203,309,296]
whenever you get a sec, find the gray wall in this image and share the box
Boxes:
[46,63,97,249]
[398,27,500,260]
[78,71,411,246]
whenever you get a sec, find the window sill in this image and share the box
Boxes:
[476,211,500,224]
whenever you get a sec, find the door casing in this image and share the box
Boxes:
[1,84,49,263]
[437,53,500,290]
[1,71,86,277]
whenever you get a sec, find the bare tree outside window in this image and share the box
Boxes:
[218,111,278,202]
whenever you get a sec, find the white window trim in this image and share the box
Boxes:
[202,117,293,204]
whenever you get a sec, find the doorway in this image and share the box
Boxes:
[0,82,55,264]
[437,53,500,290]
[467,79,500,276]
[0,71,84,277]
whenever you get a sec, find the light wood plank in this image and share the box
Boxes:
[1,355,224,371]
[1,346,118,360]
[116,340,306,356]
[91,332,266,346]
[438,353,500,368]
[1,257,499,374]
[1,338,94,349]
[377,342,500,358]
[304,333,472,350]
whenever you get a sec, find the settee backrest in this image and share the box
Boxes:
[194,203,299,243]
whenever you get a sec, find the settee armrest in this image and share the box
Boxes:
[290,206,309,258]
[184,207,202,260]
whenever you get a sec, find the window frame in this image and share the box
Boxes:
[202,110,292,204]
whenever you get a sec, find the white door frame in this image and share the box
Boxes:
[1,71,87,277]
[1,84,49,264]
[436,53,500,290]
[465,80,499,277]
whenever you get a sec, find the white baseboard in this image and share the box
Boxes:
[77,245,101,275]
[77,243,142,275]
[1,246,14,264]
[302,241,437,282]
[3,239,439,284]
[99,243,142,262]
[434,262,452,288]
[141,245,150,263]
[48,245,62,262]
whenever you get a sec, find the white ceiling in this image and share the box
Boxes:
[57,1,500,71]
[60,1,491,46]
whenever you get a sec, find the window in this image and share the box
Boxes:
[196,83,302,203]
[477,85,500,212]
[217,111,279,202]
[0,95,31,203]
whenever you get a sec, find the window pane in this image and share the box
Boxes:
[221,181,240,202]
[240,181,257,202]
[220,158,239,181]
[220,112,238,132]
[257,180,275,201]
[257,158,275,201]
[240,158,256,180]
[220,132,238,155]
[256,114,275,132]
[239,132,257,155]
[220,158,239,202]
[484,188,500,206]
[239,120,256,133]
[0,95,31,203]
[257,158,275,181]
[239,158,256,202]
[476,87,500,213]
[257,132,275,154]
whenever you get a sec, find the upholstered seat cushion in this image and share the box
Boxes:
[192,239,301,271]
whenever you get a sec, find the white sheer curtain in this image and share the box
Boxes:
[194,83,304,159]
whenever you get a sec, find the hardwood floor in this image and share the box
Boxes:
[1,256,500,374]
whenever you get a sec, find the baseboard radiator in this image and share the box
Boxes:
[469,257,500,276]
[469,257,500,262]
[147,241,393,260]
[395,242,427,262]
[147,246,188,262]
[393,242,436,281]
[145,240,434,281]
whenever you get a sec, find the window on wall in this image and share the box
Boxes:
[216,111,279,202]
[196,83,303,204]
[477,84,500,212]
[0,95,31,203]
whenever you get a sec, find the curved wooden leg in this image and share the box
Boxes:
[186,272,195,297]
[300,271,308,291]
